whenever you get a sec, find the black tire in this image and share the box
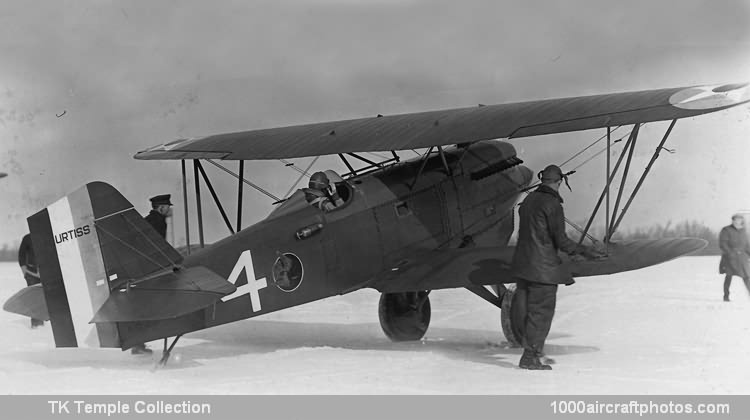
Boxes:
[378,291,431,341]
[500,286,522,347]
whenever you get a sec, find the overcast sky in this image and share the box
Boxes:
[1,0,749,247]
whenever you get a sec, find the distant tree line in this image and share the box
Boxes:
[0,243,18,262]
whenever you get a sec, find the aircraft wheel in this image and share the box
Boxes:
[378,291,431,341]
[500,285,522,347]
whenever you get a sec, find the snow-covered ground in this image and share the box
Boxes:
[0,257,748,395]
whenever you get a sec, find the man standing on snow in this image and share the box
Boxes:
[719,214,750,301]
[130,194,173,355]
[18,233,44,328]
[510,164,604,370]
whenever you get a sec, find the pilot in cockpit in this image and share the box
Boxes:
[304,171,345,211]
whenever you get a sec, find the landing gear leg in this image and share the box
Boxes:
[465,284,522,346]
[159,335,183,366]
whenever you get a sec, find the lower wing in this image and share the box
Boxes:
[369,238,706,293]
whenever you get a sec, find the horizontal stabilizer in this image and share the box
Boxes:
[91,266,236,322]
[2,284,50,321]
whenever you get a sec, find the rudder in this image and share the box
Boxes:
[29,181,183,349]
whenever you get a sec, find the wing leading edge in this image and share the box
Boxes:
[135,83,749,161]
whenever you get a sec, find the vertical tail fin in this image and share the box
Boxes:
[29,181,182,348]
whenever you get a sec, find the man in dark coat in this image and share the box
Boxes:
[18,233,44,328]
[510,164,603,370]
[132,194,173,355]
[719,214,750,301]
[144,194,172,238]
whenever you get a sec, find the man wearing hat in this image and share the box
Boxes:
[510,164,604,370]
[145,194,173,239]
[132,194,173,355]
[304,172,343,211]
[719,214,750,301]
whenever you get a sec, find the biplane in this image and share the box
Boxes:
[4,82,749,365]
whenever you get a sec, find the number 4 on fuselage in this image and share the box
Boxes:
[221,250,267,312]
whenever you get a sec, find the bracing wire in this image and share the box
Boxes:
[95,222,173,273]
[283,156,320,199]
[568,128,633,172]
[279,159,312,177]
[122,215,181,267]
[557,125,622,168]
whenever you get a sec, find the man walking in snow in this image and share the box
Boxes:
[719,214,750,301]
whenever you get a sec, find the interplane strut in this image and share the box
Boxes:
[577,120,678,245]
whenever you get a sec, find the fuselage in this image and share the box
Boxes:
[119,140,533,346]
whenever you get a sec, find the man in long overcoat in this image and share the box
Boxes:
[719,214,750,301]
[131,194,173,355]
[510,164,603,370]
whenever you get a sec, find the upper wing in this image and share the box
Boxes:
[369,238,706,293]
[135,83,749,161]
